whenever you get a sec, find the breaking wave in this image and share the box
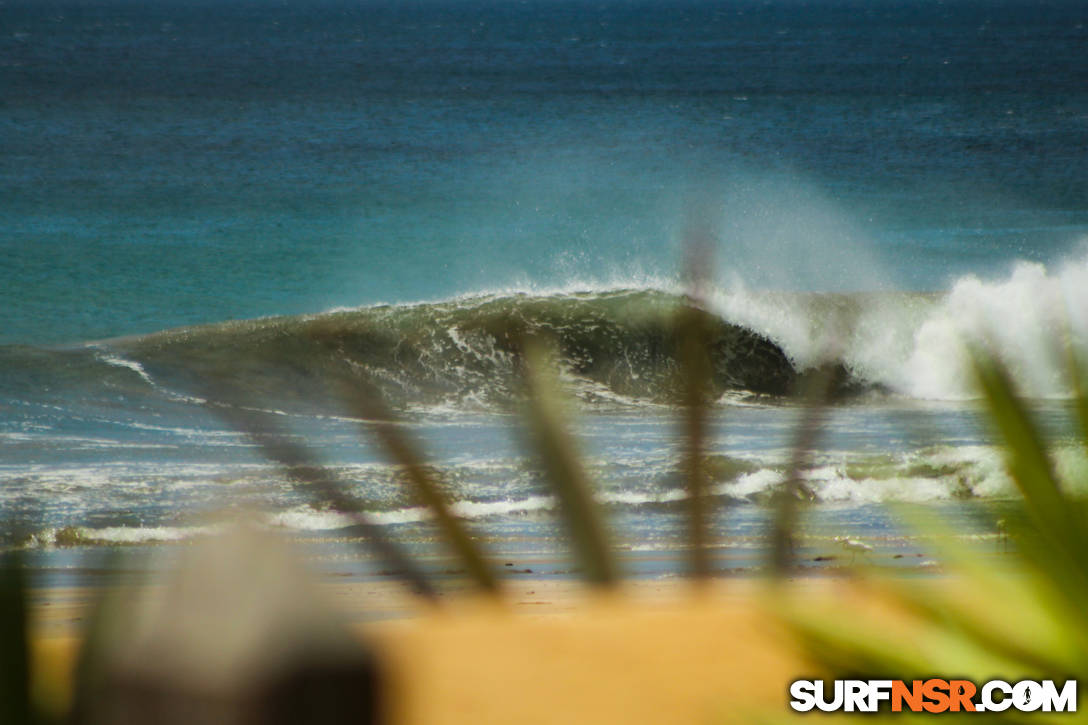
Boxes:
[4,252,1088,412]
[0,289,825,413]
[710,251,1088,400]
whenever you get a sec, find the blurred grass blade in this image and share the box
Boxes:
[676,237,716,580]
[1058,313,1088,453]
[70,547,132,724]
[522,340,618,587]
[207,397,439,601]
[676,302,713,579]
[337,385,500,595]
[966,339,1088,613]
[781,594,1024,684]
[857,573,1080,677]
[1071,362,1088,455]
[857,506,1087,675]
[970,351,1088,586]
[0,551,32,725]
[777,591,942,680]
[770,367,834,575]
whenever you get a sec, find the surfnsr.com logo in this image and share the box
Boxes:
[789,679,1077,713]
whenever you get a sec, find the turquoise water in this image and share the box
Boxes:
[3,0,1088,575]
[5,0,1087,345]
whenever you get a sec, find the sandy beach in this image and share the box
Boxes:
[368,579,810,725]
[28,575,833,724]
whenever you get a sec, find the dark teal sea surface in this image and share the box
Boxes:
[3,0,1088,576]
[4,0,1087,344]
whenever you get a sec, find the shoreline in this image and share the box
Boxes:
[25,562,991,724]
[29,576,822,723]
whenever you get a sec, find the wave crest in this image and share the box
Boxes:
[119,289,838,411]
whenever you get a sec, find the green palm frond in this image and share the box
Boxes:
[521,339,618,587]
[778,342,1088,721]
[336,382,501,595]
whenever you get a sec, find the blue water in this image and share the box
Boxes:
[4,0,1087,344]
[3,0,1088,577]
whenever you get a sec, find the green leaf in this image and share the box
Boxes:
[521,340,618,587]
[0,551,33,725]
[675,303,714,579]
[338,386,501,595]
[970,352,1088,606]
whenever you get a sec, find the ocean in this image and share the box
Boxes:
[3,0,1088,583]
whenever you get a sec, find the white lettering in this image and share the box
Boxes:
[815,680,845,712]
[845,681,868,712]
[982,681,1013,712]
[789,680,817,712]
[868,680,893,711]
[1041,680,1077,713]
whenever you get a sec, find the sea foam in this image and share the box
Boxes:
[709,249,1088,400]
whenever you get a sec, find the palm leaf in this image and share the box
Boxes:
[205,396,439,601]
[969,352,1088,607]
[521,340,618,587]
[335,384,500,595]
[676,302,714,579]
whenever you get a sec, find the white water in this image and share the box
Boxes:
[711,249,1088,400]
[325,247,1088,402]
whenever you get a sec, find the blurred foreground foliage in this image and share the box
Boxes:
[4,300,1088,723]
[777,346,1088,722]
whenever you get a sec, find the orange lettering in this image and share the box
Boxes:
[949,680,977,712]
[892,680,924,712]
[923,679,951,713]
